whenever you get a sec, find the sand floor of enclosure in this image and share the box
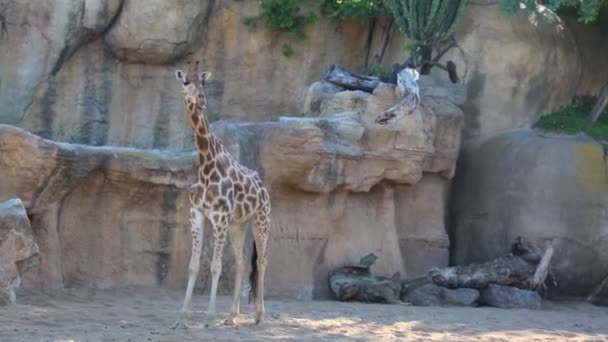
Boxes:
[1,287,607,342]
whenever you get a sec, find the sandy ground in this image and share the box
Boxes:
[1,287,607,342]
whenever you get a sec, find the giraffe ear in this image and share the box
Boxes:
[175,70,184,81]
[199,72,212,84]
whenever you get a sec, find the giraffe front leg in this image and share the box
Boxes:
[225,223,246,326]
[206,219,228,326]
[173,208,204,330]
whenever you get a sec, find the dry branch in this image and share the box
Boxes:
[525,244,554,291]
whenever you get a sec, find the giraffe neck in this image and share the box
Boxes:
[185,98,219,165]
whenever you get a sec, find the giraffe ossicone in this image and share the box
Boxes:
[172,60,271,329]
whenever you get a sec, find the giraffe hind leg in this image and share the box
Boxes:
[252,207,270,324]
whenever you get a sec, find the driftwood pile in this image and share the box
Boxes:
[329,236,555,309]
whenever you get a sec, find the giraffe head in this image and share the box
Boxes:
[175,60,212,107]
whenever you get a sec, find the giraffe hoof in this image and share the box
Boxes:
[224,316,238,326]
[171,320,186,330]
[203,314,216,328]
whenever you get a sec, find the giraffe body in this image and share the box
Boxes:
[173,61,270,328]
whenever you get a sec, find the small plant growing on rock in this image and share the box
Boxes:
[368,62,391,81]
[53,121,80,144]
[315,0,383,21]
[281,43,295,58]
[243,0,318,57]
[243,0,382,58]
[534,98,608,141]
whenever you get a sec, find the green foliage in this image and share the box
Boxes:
[243,0,319,57]
[242,16,258,27]
[534,100,608,141]
[315,0,383,21]
[281,43,296,57]
[403,42,415,51]
[244,0,318,40]
[382,0,467,41]
[244,0,382,57]
[500,0,608,25]
[367,62,391,80]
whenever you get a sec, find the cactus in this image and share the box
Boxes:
[382,0,466,42]
[383,0,466,81]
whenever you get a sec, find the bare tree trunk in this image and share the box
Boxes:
[371,17,394,68]
[363,17,377,72]
[589,82,608,122]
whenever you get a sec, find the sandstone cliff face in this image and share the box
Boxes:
[0,0,370,150]
[0,79,463,298]
[1,0,606,149]
[451,130,608,303]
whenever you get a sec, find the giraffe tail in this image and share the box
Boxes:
[248,240,258,304]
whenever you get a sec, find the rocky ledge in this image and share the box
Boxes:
[0,80,463,298]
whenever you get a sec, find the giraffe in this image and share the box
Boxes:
[172,60,271,328]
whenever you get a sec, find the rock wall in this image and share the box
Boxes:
[0,198,39,305]
[0,79,463,298]
[0,0,370,150]
[450,130,608,303]
[1,0,607,149]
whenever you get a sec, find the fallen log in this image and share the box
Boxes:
[323,64,382,93]
[429,236,555,293]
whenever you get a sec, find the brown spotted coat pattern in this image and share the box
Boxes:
[173,62,270,328]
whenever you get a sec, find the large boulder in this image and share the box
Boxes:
[0,80,463,298]
[480,284,542,310]
[103,0,214,64]
[451,129,608,304]
[0,198,39,305]
[405,283,480,307]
